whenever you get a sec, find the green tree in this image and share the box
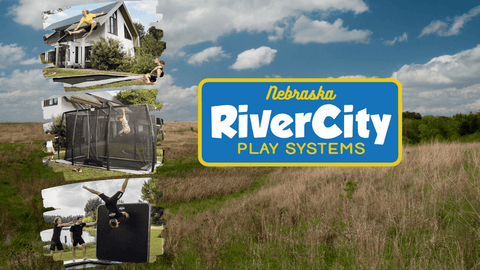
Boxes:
[133,21,146,40]
[137,26,166,58]
[116,89,163,110]
[90,36,125,70]
[418,116,458,142]
[141,178,163,203]
[45,114,66,150]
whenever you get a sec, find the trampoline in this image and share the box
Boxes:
[59,104,164,173]
[63,203,152,269]
[52,74,144,88]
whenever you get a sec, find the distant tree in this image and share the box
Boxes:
[151,206,164,225]
[403,111,422,120]
[141,178,163,203]
[116,89,163,110]
[42,7,70,23]
[133,21,146,40]
[84,197,103,220]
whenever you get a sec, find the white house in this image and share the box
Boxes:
[43,1,140,68]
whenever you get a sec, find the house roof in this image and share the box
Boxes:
[45,2,119,31]
[89,92,123,106]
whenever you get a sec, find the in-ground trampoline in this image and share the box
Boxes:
[63,202,153,269]
[52,74,144,88]
[57,104,164,173]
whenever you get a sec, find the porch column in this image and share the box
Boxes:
[55,43,59,67]
[81,38,86,69]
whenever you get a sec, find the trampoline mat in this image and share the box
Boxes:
[53,74,127,84]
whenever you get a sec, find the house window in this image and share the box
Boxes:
[43,98,58,107]
[124,24,132,40]
[85,46,92,61]
[109,11,118,35]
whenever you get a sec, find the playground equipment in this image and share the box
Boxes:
[58,104,164,173]
[64,202,152,269]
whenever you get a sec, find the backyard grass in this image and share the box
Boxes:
[43,67,141,78]
[64,79,150,92]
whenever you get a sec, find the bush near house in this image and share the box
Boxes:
[90,36,126,70]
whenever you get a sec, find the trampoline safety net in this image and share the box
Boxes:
[63,104,158,172]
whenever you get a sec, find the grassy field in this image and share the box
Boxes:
[43,67,141,78]
[4,121,480,269]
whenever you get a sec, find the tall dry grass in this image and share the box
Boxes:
[161,121,197,159]
[0,123,54,144]
[160,137,480,269]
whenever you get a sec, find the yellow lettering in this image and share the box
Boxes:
[249,143,258,154]
[266,85,276,100]
[269,143,278,154]
[340,143,352,154]
[259,143,269,154]
[326,90,336,100]
[317,143,326,154]
[307,142,317,154]
[329,143,338,154]
[296,143,306,154]
[286,143,296,154]
[299,90,309,100]
[277,90,285,100]
[238,143,247,154]
[355,143,365,155]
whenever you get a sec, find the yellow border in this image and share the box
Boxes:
[198,78,402,167]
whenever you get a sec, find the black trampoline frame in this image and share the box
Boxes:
[58,104,161,173]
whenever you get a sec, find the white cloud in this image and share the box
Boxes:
[419,5,480,38]
[150,75,198,122]
[129,1,158,15]
[384,32,408,45]
[392,44,480,115]
[153,0,368,55]
[291,16,372,44]
[187,46,228,65]
[0,69,65,122]
[230,46,277,70]
[20,57,42,65]
[0,43,26,68]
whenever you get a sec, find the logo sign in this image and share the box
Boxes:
[198,79,402,167]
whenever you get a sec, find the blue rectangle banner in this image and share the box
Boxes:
[198,78,402,166]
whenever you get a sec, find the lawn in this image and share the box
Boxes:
[47,228,164,263]
[43,67,141,78]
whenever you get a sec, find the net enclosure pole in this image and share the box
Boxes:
[106,105,111,171]
[58,112,65,160]
[71,110,79,166]
[145,105,156,173]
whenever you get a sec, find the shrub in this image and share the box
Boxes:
[90,36,125,70]
[132,53,157,74]
[117,56,135,72]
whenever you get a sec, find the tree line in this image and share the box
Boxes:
[402,111,480,145]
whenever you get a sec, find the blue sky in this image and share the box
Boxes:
[2,0,480,122]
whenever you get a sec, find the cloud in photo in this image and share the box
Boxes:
[230,46,277,70]
[0,43,26,68]
[392,44,480,115]
[187,46,228,65]
[153,0,368,55]
[20,57,42,65]
[419,5,480,38]
[384,32,408,45]
[0,69,65,122]
[152,75,198,122]
[291,16,372,44]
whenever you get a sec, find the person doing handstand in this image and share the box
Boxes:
[67,10,104,37]
[144,60,165,83]
[82,179,130,228]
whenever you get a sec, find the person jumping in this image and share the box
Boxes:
[118,108,131,136]
[82,179,130,228]
[67,10,104,37]
[144,60,165,83]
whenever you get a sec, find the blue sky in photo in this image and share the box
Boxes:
[1,0,480,122]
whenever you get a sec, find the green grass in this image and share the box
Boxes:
[65,80,150,92]
[155,156,205,178]
[43,67,141,78]
[46,229,164,263]
[48,161,130,181]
